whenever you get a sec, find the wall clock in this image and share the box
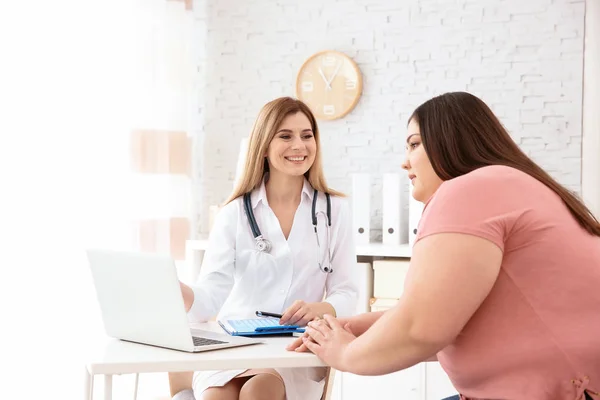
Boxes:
[295,50,363,120]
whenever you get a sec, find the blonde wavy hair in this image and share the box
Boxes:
[224,97,344,205]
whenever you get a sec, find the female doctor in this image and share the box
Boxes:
[172,96,358,400]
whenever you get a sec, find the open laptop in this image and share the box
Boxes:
[86,248,261,352]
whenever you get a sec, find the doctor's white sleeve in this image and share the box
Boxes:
[187,202,237,323]
[323,198,359,318]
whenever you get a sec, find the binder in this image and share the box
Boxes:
[408,191,424,246]
[382,173,407,245]
[351,173,371,245]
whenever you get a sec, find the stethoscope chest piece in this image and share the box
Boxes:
[254,235,272,253]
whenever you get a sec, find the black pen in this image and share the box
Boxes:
[255,311,283,319]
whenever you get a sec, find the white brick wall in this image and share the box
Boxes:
[582,0,600,218]
[191,0,585,238]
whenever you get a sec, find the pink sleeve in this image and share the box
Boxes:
[415,170,512,252]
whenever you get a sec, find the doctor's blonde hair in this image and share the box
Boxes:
[225,97,344,205]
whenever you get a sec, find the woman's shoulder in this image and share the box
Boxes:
[215,196,244,221]
[443,165,536,193]
[429,165,545,215]
[324,191,349,206]
[326,191,346,201]
[323,193,351,221]
[472,165,531,178]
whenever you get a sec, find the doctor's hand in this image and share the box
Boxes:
[279,300,335,327]
[302,314,356,371]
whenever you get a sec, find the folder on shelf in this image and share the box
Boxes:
[382,173,407,245]
[408,192,424,246]
[352,173,371,245]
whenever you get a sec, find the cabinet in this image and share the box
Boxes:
[185,240,457,400]
[331,367,422,400]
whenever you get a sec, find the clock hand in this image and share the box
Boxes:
[326,61,342,88]
[318,67,332,91]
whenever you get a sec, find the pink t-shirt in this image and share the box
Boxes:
[415,165,600,400]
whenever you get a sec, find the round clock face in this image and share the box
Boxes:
[295,50,363,120]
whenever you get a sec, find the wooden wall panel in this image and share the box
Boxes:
[130,130,191,175]
[167,0,193,11]
[134,217,190,261]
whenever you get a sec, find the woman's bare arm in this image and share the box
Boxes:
[337,233,502,375]
[179,282,194,312]
[345,311,385,336]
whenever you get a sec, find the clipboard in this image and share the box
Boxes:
[218,317,306,337]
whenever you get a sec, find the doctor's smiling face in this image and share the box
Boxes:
[225,97,335,205]
[401,118,443,203]
[266,111,317,178]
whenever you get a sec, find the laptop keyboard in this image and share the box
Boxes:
[192,336,228,347]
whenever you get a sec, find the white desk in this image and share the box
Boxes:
[84,322,324,400]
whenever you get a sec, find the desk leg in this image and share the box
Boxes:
[84,368,93,400]
[104,374,113,400]
[133,373,139,400]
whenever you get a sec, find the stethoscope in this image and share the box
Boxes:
[243,189,333,274]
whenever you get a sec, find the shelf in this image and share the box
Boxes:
[186,240,412,258]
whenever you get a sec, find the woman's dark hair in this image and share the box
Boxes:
[409,91,600,236]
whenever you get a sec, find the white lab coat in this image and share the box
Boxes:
[188,178,358,400]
